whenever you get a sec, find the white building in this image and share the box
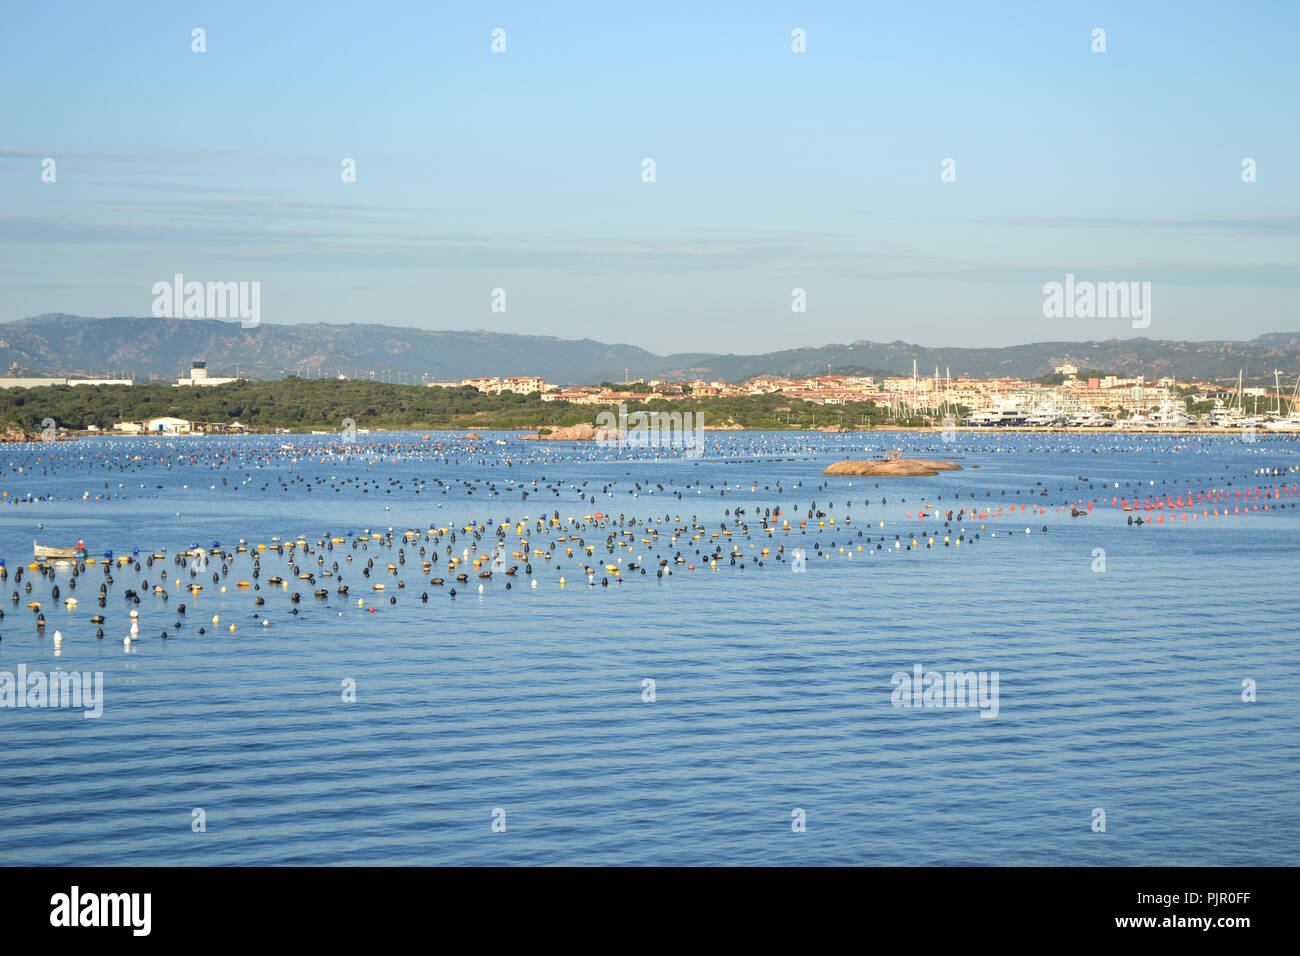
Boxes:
[144,417,192,434]
[0,377,65,388]
[175,361,238,387]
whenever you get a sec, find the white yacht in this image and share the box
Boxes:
[1147,402,1191,429]
[1113,414,1149,430]
[1263,373,1300,430]
[1205,402,1247,429]
[1065,411,1113,428]
[1263,413,1300,432]
[966,403,1028,426]
[1022,406,1068,427]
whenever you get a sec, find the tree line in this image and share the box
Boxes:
[0,378,905,432]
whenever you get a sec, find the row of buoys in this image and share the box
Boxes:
[9,454,1291,648]
[5,497,1030,644]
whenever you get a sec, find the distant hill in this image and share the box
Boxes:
[0,314,710,385]
[1248,332,1300,348]
[652,337,1300,385]
[4,314,1300,385]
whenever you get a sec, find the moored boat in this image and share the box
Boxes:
[34,539,85,560]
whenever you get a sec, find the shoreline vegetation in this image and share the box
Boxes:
[0,379,929,437]
[0,377,1282,439]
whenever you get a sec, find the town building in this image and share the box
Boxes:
[144,417,193,433]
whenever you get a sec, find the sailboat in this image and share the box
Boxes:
[1206,370,1248,428]
[1265,373,1300,431]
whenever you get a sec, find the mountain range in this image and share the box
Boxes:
[4,314,1300,386]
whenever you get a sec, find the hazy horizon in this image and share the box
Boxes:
[6,311,1298,357]
[4,1,1298,353]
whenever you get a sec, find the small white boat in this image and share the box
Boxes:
[34,540,83,560]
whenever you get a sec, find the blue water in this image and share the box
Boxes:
[1,430,1297,865]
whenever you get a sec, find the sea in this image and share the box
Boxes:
[1,430,1296,865]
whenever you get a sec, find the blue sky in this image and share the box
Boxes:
[2,0,1297,354]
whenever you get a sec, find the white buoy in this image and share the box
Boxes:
[53,630,63,646]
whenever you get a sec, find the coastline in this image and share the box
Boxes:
[11,423,1289,441]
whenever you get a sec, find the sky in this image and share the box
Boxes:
[2,0,1298,355]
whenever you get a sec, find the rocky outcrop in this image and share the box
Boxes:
[520,423,622,441]
[822,458,963,477]
[0,423,37,442]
